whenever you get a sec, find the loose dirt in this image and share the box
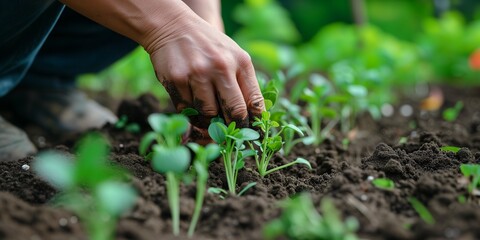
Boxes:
[1,87,479,240]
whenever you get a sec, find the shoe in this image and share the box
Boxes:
[0,116,37,161]
[0,89,117,136]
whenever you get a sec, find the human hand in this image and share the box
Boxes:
[143,9,264,143]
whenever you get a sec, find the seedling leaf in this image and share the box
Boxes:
[139,132,157,156]
[372,178,395,190]
[408,197,435,225]
[238,182,257,196]
[148,113,167,133]
[181,107,199,117]
[284,124,304,136]
[96,181,137,216]
[34,151,75,189]
[239,128,260,141]
[208,122,227,143]
[440,146,461,153]
[152,146,191,174]
[294,158,312,169]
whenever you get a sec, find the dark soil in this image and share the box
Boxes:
[1,87,480,240]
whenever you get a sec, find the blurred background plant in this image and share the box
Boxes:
[77,0,480,108]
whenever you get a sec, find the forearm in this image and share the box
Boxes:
[59,0,195,51]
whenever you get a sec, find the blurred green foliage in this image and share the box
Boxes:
[76,0,480,102]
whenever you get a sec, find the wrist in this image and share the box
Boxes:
[137,1,195,54]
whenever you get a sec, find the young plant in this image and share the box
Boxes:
[300,74,338,145]
[276,98,312,155]
[186,143,220,237]
[250,109,312,177]
[264,194,359,240]
[208,118,259,195]
[34,133,137,240]
[140,113,191,236]
[460,164,480,195]
[114,115,140,133]
[443,101,463,122]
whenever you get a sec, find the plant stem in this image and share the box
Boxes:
[311,106,321,145]
[263,157,297,176]
[188,176,206,237]
[166,172,180,236]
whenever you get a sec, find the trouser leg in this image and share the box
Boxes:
[0,1,64,96]
[18,7,138,90]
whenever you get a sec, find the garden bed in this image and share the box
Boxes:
[1,86,480,240]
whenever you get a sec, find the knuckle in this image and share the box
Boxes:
[201,107,218,117]
[211,54,229,71]
[237,50,252,67]
[191,61,210,75]
[169,68,188,82]
[247,94,265,110]
[229,103,248,120]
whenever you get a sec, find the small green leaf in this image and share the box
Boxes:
[96,181,137,216]
[264,99,273,111]
[167,115,190,136]
[284,124,304,136]
[239,149,256,160]
[238,128,260,141]
[271,121,280,128]
[440,146,461,153]
[460,164,480,177]
[294,158,312,169]
[208,122,227,143]
[372,178,395,190]
[207,187,228,195]
[125,123,141,133]
[139,132,157,156]
[205,144,221,161]
[152,146,191,174]
[34,151,75,189]
[408,197,435,225]
[227,121,237,133]
[238,182,257,196]
[235,159,245,170]
[148,114,168,133]
[115,115,128,129]
[181,108,200,117]
[262,111,271,121]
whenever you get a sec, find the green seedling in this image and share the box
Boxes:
[250,110,312,177]
[115,115,140,133]
[460,164,480,195]
[300,74,338,145]
[208,118,259,195]
[443,101,463,122]
[186,143,220,237]
[34,133,137,240]
[264,194,358,240]
[276,98,312,155]
[140,113,191,236]
[408,197,435,225]
[372,178,395,190]
[440,146,461,153]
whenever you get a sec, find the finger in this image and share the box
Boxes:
[160,73,193,112]
[214,74,249,128]
[236,52,265,120]
[189,75,218,129]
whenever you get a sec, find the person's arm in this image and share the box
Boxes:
[60,0,264,132]
[182,0,224,32]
